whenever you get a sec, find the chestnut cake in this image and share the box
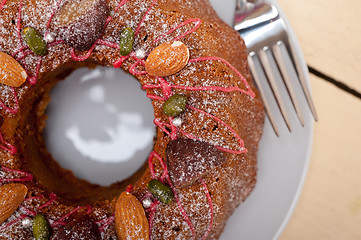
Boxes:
[0,0,265,239]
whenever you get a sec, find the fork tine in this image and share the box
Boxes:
[235,0,317,134]
[258,46,292,132]
[287,37,319,122]
[272,40,305,126]
[248,52,280,136]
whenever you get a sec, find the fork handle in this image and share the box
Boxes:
[234,0,278,32]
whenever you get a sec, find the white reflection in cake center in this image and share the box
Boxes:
[45,66,154,186]
[65,112,153,162]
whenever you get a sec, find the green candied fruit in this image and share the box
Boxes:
[119,27,135,56]
[32,213,51,240]
[22,27,47,56]
[147,179,173,205]
[163,94,188,117]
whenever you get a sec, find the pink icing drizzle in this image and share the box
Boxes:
[134,0,158,36]
[0,0,6,11]
[189,56,255,98]
[45,0,63,33]
[186,105,247,154]
[19,205,37,217]
[70,43,97,61]
[0,132,16,155]
[0,215,30,231]
[114,0,129,12]
[0,166,33,183]
[51,205,93,228]
[200,178,214,240]
[154,18,202,43]
[39,193,57,209]
[96,215,115,233]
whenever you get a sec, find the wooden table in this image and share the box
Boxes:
[277,0,361,239]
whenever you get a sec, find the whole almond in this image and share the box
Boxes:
[0,183,28,224]
[145,41,189,77]
[0,52,27,87]
[115,191,149,240]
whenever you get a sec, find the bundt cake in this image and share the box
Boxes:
[0,0,265,239]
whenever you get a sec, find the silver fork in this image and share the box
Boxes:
[234,0,318,136]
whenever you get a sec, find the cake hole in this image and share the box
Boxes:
[44,66,155,186]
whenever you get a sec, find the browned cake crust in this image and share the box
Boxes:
[0,0,264,239]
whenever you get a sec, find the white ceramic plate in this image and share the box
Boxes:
[45,1,314,239]
[209,0,314,239]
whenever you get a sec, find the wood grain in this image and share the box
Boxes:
[279,74,361,239]
[278,0,361,93]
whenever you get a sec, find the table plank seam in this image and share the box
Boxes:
[308,66,361,99]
